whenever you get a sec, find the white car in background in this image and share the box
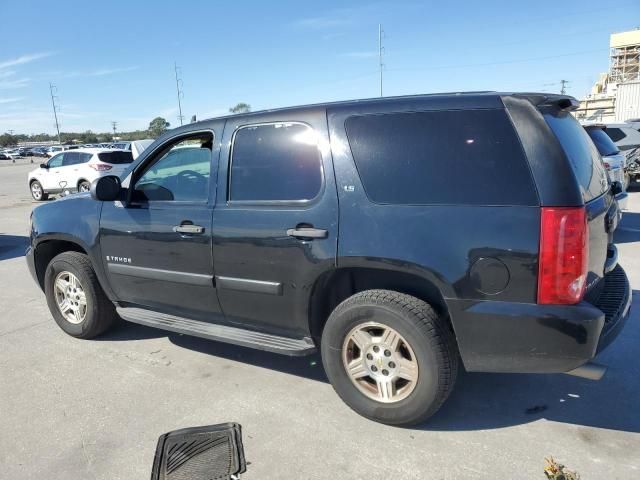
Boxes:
[27,148,133,201]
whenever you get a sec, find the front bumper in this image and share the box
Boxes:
[448,265,632,373]
[25,244,39,287]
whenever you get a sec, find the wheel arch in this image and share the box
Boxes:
[33,238,89,289]
[308,265,453,342]
[77,178,90,189]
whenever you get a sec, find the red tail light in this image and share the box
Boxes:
[537,207,588,304]
[89,163,112,171]
[603,161,610,170]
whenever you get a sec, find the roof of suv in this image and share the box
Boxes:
[194,92,577,125]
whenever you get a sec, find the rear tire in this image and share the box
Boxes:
[30,180,48,201]
[321,289,458,426]
[44,252,117,339]
[78,180,91,193]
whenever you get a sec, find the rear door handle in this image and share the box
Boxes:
[173,224,205,234]
[286,227,328,239]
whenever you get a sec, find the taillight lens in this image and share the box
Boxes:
[89,163,112,171]
[603,161,610,170]
[537,207,588,304]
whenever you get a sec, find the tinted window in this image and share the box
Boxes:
[230,123,323,201]
[98,151,134,164]
[605,128,626,143]
[79,152,92,164]
[345,109,537,205]
[544,113,608,202]
[586,128,619,156]
[134,134,212,202]
[62,152,80,166]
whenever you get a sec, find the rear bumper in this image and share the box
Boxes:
[448,265,631,373]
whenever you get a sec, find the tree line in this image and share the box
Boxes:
[1,103,251,147]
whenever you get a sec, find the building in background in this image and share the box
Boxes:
[576,29,640,123]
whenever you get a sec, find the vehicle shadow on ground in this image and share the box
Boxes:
[105,293,638,433]
[615,212,640,244]
[0,234,29,261]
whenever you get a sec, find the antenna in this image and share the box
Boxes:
[174,62,185,126]
[49,83,62,144]
[560,79,570,95]
[378,24,385,97]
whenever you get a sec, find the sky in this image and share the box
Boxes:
[1,0,639,135]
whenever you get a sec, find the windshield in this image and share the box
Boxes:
[586,128,620,156]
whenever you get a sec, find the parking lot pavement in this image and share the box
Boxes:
[1,161,639,480]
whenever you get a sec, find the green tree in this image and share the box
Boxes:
[229,102,251,114]
[0,133,18,147]
[148,117,171,138]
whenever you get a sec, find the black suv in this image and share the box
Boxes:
[27,93,631,426]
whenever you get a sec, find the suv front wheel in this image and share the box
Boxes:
[44,252,118,339]
[30,180,48,201]
[321,290,458,426]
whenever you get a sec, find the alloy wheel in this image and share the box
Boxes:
[342,322,419,403]
[31,182,42,200]
[53,271,87,324]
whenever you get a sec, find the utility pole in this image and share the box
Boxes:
[174,62,185,126]
[378,24,385,97]
[49,83,62,144]
[111,121,117,138]
[560,79,569,95]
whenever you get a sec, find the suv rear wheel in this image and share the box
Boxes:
[78,180,91,193]
[44,252,118,339]
[30,180,48,201]
[321,289,458,426]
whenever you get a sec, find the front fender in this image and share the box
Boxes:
[30,195,115,300]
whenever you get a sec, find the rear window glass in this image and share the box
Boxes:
[544,113,608,202]
[344,109,537,205]
[586,128,619,156]
[98,151,134,164]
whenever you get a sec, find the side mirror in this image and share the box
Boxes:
[611,180,623,196]
[90,175,122,201]
[40,163,48,169]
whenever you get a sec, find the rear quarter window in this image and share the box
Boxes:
[544,113,608,202]
[98,151,134,164]
[344,109,537,205]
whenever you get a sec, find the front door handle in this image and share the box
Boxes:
[286,227,328,239]
[173,224,205,234]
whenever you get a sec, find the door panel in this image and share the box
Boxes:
[43,153,65,189]
[99,128,225,322]
[212,111,338,337]
[100,202,221,320]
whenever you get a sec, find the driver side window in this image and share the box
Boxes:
[48,153,64,168]
[133,133,213,202]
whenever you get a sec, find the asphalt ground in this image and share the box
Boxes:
[1,158,639,479]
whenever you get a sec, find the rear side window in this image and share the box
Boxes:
[604,128,626,143]
[230,123,323,202]
[344,109,537,205]
[544,113,608,202]
[98,151,134,164]
[61,152,79,166]
[79,153,92,164]
[585,128,619,156]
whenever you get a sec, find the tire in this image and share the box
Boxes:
[44,251,118,339]
[78,180,91,193]
[321,289,458,426]
[30,180,48,201]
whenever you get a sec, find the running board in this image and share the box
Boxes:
[116,307,316,356]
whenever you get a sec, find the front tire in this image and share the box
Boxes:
[44,252,118,339]
[321,290,458,426]
[30,180,48,201]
